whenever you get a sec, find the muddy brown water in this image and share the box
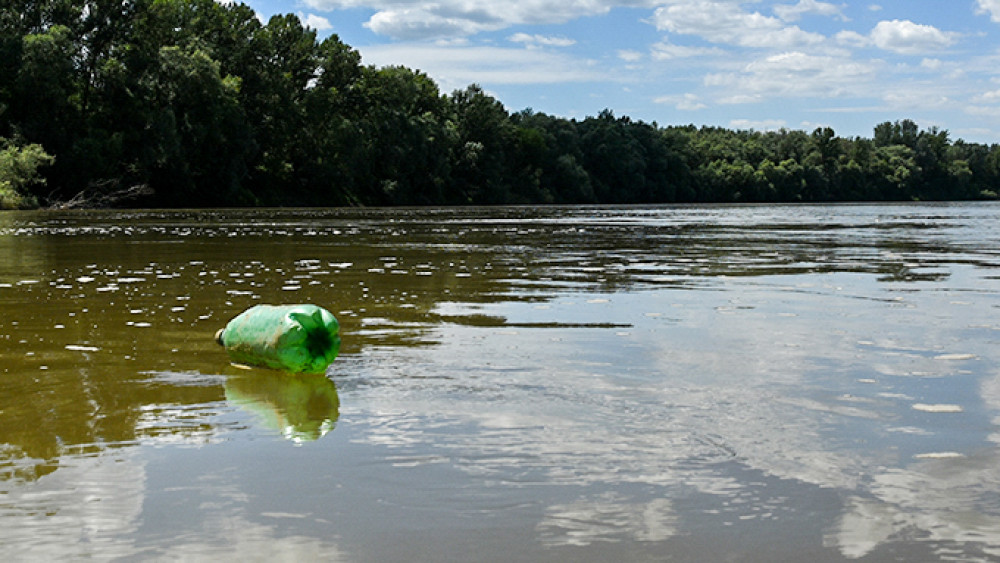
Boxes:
[2,204,1000,561]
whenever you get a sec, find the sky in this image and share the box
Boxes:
[240,0,1000,143]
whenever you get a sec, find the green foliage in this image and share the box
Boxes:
[0,138,53,209]
[0,1,996,208]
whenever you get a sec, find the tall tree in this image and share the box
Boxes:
[141,44,252,204]
[351,66,454,205]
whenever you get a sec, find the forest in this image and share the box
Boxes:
[2,0,1000,209]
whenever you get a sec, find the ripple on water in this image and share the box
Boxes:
[1,205,1000,560]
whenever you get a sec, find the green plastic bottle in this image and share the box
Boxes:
[216,304,341,374]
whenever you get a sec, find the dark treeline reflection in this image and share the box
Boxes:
[2,0,999,209]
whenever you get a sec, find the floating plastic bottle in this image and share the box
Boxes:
[216,304,340,374]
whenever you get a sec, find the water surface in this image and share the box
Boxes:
[2,204,1000,561]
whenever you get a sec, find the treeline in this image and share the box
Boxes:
[2,0,999,209]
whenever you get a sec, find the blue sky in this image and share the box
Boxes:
[239,1,1000,143]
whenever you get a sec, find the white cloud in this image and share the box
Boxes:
[652,1,825,49]
[835,19,958,55]
[835,29,870,48]
[509,33,576,48]
[966,105,1000,117]
[677,96,708,111]
[302,0,367,8]
[434,37,471,47]
[882,90,951,109]
[870,19,957,55]
[799,120,834,130]
[650,40,726,60]
[304,0,663,40]
[364,7,490,39]
[977,0,1000,23]
[720,93,764,104]
[705,51,877,100]
[975,88,1000,103]
[969,89,1000,119]
[653,93,708,110]
[301,13,333,31]
[730,118,788,130]
[618,49,643,62]
[774,0,848,22]
[360,43,609,91]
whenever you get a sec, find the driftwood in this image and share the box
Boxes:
[47,181,153,210]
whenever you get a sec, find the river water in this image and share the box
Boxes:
[2,204,1000,561]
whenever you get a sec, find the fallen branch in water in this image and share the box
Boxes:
[47,182,153,209]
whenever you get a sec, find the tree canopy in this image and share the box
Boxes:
[1,0,998,208]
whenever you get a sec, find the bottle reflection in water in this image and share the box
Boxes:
[224,372,340,443]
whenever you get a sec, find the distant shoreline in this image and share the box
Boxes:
[2,2,997,210]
